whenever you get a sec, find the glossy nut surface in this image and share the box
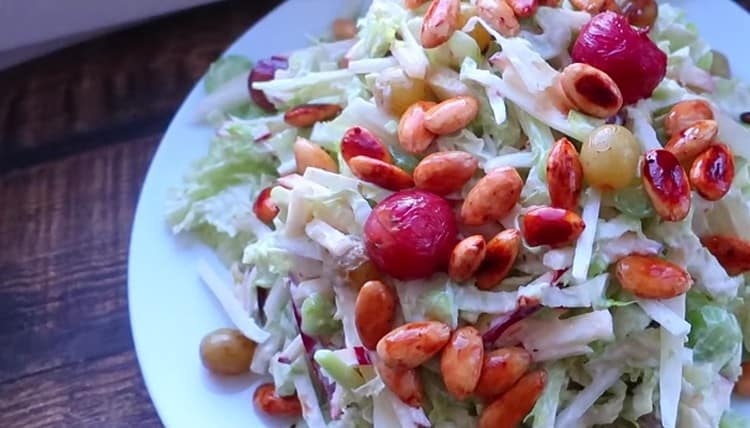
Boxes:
[398,101,438,154]
[689,143,735,202]
[570,0,605,13]
[474,347,532,401]
[478,370,547,428]
[253,383,302,417]
[294,137,338,173]
[375,360,424,407]
[664,100,714,137]
[421,0,461,48]
[641,149,691,222]
[522,207,585,248]
[461,167,523,226]
[440,326,484,400]
[701,235,750,276]
[560,63,623,119]
[475,229,522,290]
[547,137,583,211]
[449,235,487,282]
[341,126,392,163]
[348,156,414,191]
[476,0,520,37]
[615,255,692,299]
[253,186,279,224]
[413,151,478,195]
[664,119,718,165]
[355,280,397,350]
[376,321,451,369]
[424,96,480,135]
[284,103,342,127]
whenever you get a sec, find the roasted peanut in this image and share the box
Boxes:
[475,229,522,290]
[342,126,393,163]
[478,370,547,428]
[701,235,750,276]
[547,137,583,211]
[540,0,562,6]
[398,101,438,154]
[641,149,691,222]
[355,280,397,350]
[461,167,523,226]
[616,255,693,299]
[421,0,461,49]
[548,76,576,114]
[414,151,478,195]
[376,321,451,369]
[570,0,605,13]
[253,186,279,224]
[664,100,715,137]
[507,0,539,17]
[736,363,750,396]
[622,0,658,28]
[284,103,342,128]
[449,235,487,282]
[664,119,718,166]
[347,156,414,191]
[254,383,302,417]
[333,18,357,40]
[406,0,430,9]
[475,347,532,401]
[375,360,424,407]
[476,0,520,37]
[689,143,735,202]
[560,63,623,119]
[294,137,338,174]
[345,260,382,289]
[424,96,480,135]
[440,326,484,400]
[522,207,585,248]
[602,0,622,13]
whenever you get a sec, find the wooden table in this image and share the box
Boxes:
[0,1,748,427]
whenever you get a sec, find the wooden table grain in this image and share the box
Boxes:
[0,1,748,427]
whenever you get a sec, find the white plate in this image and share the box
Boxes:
[128,1,750,427]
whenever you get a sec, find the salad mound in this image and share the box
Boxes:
[167,0,750,427]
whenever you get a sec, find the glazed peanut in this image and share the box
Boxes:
[355,280,397,350]
[736,363,750,396]
[375,360,424,407]
[376,321,451,368]
[405,0,429,9]
[476,229,522,290]
[449,235,487,282]
[570,0,605,13]
[413,151,478,195]
[253,187,279,224]
[547,137,583,211]
[347,156,414,191]
[616,255,693,299]
[560,63,623,119]
[476,0,520,37]
[342,126,393,163]
[641,149,691,222]
[440,327,484,400]
[522,207,585,248]
[332,18,357,40]
[664,100,715,137]
[424,96,480,135]
[284,103,342,128]
[664,119,718,165]
[254,383,302,417]
[461,167,523,226]
[479,371,547,428]
[539,0,562,5]
[421,0,461,49]
[701,235,750,276]
[398,101,438,154]
[294,137,338,173]
[690,143,735,201]
[548,76,576,113]
[507,0,539,17]
[475,347,532,401]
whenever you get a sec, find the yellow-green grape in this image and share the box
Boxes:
[199,328,256,375]
[373,67,430,117]
[580,125,641,191]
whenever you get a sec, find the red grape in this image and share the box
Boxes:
[249,56,288,112]
[571,12,667,105]
[364,190,458,280]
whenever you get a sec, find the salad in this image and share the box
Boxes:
[166,0,750,427]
